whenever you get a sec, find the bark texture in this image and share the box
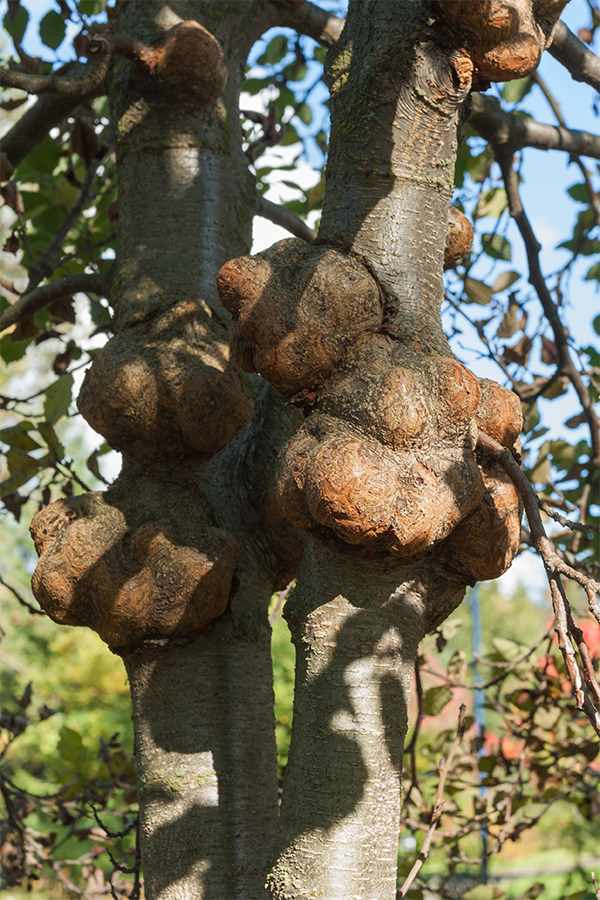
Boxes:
[213,2,539,896]
[28,0,566,897]
[29,2,288,898]
[267,545,464,900]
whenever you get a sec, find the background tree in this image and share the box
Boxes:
[0,1,598,899]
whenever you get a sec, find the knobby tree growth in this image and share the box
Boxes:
[1,1,599,898]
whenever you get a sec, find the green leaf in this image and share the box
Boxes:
[0,423,41,452]
[492,636,526,661]
[283,62,308,83]
[496,297,524,338]
[441,618,463,641]
[465,277,493,305]
[38,421,65,459]
[423,685,453,716]
[567,183,590,204]
[519,885,546,899]
[481,233,511,261]
[1,449,50,496]
[296,102,312,125]
[281,124,300,146]
[0,333,33,363]
[502,76,533,104]
[529,456,552,484]
[585,261,600,281]
[78,0,107,13]
[87,441,111,483]
[256,35,288,67]
[57,725,85,764]
[492,270,520,294]
[43,373,74,424]
[582,238,600,256]
[593,314,600,336]
[39,10,66,50]
[3,4,29,43]
[475,187,508,220]
[461,885,504,899]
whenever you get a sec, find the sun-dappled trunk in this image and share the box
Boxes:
[268,544,464,900]
[30,2,289,897]
[27,1,571,898]
[264,2,525,896]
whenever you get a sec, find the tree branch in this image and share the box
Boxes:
[469,93,600,159]
[0,36,112,96]
[0,273,108,334]
[477,431,600,737]
[496,150,600,470]
[398,705,467,898]
[0,574,44,616]
[267,0,344,46]
[549,21,600,92]
[255,195,316,242]
[532,71,600,223]
[1,89,102,171]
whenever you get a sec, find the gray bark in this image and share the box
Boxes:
[106,3,282,896]
[123,590,278,900]
[268,2,472,896]
[318,1,470,355]
[268,544,464,900]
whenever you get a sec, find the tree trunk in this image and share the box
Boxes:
[268,3,473,896]
[85,2,281,895]
[269,544,464,900]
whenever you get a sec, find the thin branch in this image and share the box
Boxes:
[268,0,344,47]
[477,431,600,736]
[255,195,316,242]
[549,20,600,92]
[532,71,600,224]
[469,93,600,160]
[1,91,99,171]
[26,163,98,292]
[540,501,600,536]
[421,628,553,692]
[0,36,112,97]
[0,575,44,616]
[0,273,108,333]
[398,705,467,898]
[496,150,600,469]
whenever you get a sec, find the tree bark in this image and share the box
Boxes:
[268,544,464,900]
[99,2,281,896]
[268,3,473,896]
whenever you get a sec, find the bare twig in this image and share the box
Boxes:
[269,580,295,624]
[540,501,600,536]
[256,195,316,243]
[0,273,108,333]
[477,431,600,736]
[1,90,101,171]
[1,36,112,97]
[549,21,600,92]
[421,628,553,692]
[25,164,98,293]
[398,705,467,897]
[532,71,600,225]
[0,574,44,616]
[469,92,600,160]
[268,0,344,46]
[497,150,600,469]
